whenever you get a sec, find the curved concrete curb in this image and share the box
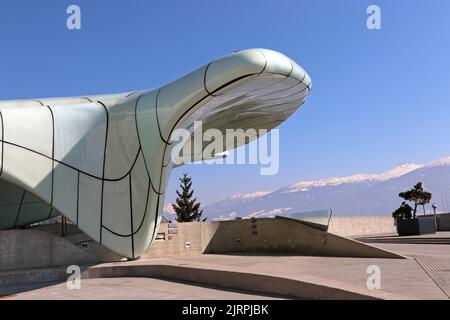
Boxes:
[1,260,414,299]
[81,261,412,300]
[357,236,450,245]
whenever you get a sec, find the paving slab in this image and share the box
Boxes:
[2,243,449,300]
[161,254,448,300]
[6,277,286,300]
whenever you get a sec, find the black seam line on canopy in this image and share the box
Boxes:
[82,91,138,102]
[240,58,297,99]
[194,79,304,125]
[255,72,307,101]
[45,105,55,219]
[0,76,305,182]
[131,158,152,236]
[93,91,158,183]
[101,161,152,238]
[39,97,102,105]
[0,107,54,226]
[288,59,295,78]
[45,105,55,208]
[221,105,303,125]
[32,99,44,106]
[0,97,159,186]
[0,108,125,181]
[0,138,141,188]
[0,136,161,196]
[129,173,135,258]
[254,79,310,101]
[94,99,143,183]
[54,91,166,185]
[37,98,92,105]
[126,92,136,97]
[224,71,294,99]
[169,74,260,144]
[290,70,310,83]
[13,191,26,228]
[97,100,109,245]
[203,50,267,98]
[151,194,161,245]
[134,93,164,196]
[189,73,303,132]
[159,73,261,169]
[155,88,171,145]
[76,171,80,226]
[206,73,305,126]
[81,97,93,102]
[203,62,213,95]
[0,139,145,184]
[103,192,157,241]
[207,98,304,125]
[156,72,269,231]
[46,207,53,220]
[192,81,307,135]
[165,81,305,167]
[37,98,100,106]
[162,108,300,166]
[160,63,298,154]
[253,80,303,101]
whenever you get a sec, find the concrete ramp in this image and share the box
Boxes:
[148,217,405,259]
[200,217,404,259]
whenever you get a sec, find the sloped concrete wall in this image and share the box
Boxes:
[0,230,99,271]
[144,218,403,259]
[200,218,402,259]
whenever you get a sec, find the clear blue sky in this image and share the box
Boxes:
[1,0,450,205]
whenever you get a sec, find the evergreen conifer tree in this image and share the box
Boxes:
[172,173,204,222]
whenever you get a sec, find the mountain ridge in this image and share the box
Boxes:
[164,156,450,220]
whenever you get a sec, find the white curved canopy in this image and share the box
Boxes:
[0,48,312,258]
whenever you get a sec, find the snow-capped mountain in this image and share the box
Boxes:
[284,163,421,193]
[174,156,450,220]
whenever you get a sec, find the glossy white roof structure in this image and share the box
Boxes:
[0,49,311,258]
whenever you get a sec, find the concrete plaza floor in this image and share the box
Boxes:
[154,245,450,300]
[2,235,450,300]
[4,278,286,300]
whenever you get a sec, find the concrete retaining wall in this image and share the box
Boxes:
[328,216,397,238]
[328,213,450,237]
[144,218,403,259]
[145,222,203,259]
[0,230,99,272]
[1,217,404,272]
